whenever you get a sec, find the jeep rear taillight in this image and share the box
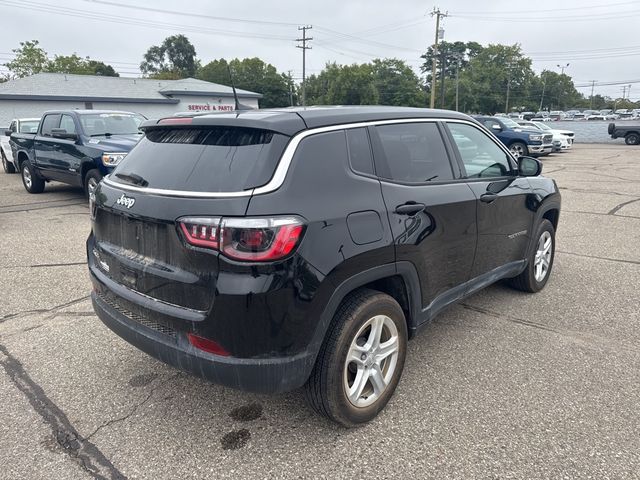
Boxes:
[177,216,304,262]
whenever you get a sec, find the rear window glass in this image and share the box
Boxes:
[111,127,289,193]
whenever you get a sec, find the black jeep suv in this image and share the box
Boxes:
[88,106,560,426]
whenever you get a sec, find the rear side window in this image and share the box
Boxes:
[346,128,374,175]
[19,121,39,133]
[111,127,289,193]
[375,122,453,183]
[40,114,61,137]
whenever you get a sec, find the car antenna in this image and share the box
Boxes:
[226,64,254,111]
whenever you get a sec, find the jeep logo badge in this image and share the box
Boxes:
[116,193,136,209]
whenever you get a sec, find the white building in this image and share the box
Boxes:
[0,73,262,126]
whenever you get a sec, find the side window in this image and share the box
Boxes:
[345,128,374,175]
[375,122,453,183]
[60,115,76,134]
[447,123,513,178]
[482,119,501,130]
[9,121,16,133]
[40,114,61,137]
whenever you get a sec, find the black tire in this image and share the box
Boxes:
[624,133,640,146]
[84,169,102,198]
[509,219,555,293]
[304,289,408,427]
[2,150,16,173]
[509,141,529,159]
[607,123,615,135]
[21,160,45,194]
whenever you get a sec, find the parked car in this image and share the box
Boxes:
[608,123,640,145]
[2,117,40,173]
[10,110,144,196]
[521,111,536,121]
[474,116,554,158]
[87,106,561,426]
[516,121,574,151]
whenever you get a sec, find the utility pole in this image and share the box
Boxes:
[429,8,447,109]
[557,63,569,75]
[505,62,513,113]
[287,70,294,106]
[296,25,312,107]
[622,85,627,101]
[439,50,447,108]
[455,56,461,111]
[628,84,632,100]
[539,71,547,111]
[590,80,596,109]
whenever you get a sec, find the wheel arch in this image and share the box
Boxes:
[306,262,422,372]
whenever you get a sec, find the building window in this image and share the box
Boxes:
[85,102,93,109]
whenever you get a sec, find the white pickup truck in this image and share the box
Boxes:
[2,118,40,173]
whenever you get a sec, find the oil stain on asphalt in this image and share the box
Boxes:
[128,373,158,387]
[220,403,264,450]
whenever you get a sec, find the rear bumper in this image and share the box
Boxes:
[91,289,316,393]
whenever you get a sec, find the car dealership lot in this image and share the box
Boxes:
[1,144,639,479]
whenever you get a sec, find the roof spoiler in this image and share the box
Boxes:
[227,64,254,111]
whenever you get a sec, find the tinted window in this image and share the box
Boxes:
[111,127,289,193]
[79,113,144,136]
[376,123,453,183]
[447,123,513,178]
[19,121,39,133]
[346,128,374,175]
[60,115,76,134]
[9,121,16,133]
[40,114,61,136]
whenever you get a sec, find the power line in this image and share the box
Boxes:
[453,1,638,15]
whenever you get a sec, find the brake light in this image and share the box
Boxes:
[179,217,220,249]
[177,216,305,262]
[158,117,193,125]
[187,333,230,356]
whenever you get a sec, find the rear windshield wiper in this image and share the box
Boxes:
[115,172,148,187]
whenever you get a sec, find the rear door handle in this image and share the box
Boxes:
[395,202,426,215]
[480,193,499,203]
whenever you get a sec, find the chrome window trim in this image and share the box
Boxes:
[102,117,508,198]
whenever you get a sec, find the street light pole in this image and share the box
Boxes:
[557,63,569,75]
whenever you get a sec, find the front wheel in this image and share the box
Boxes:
[625,133,640,145]
[305,289,408,427]
[84,169,102,199]
[509,219,555,293]
[510,141,529,159]
[2,151,16,174]
[21,161,45,193]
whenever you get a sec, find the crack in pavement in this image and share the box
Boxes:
[1,295,90,324]
[86,373,181,441]
[558,186,640,198]
[562,210,640,220]
[0,201,87,215]
[557,250,640,266]
[460,303,636,355]
[0,344,126,480]
[608,197,640,215]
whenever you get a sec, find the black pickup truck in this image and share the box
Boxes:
[608,123,640,145]
[8,110,145,196]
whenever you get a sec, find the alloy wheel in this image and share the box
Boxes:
[23,166,32,189]
[343,315,399,408]
[534,230,552,282]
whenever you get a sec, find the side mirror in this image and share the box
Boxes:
[4,129,12,137]
[491,124,502,131]
[518,156,542,177]
[51,128,78,140]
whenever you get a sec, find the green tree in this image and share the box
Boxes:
[458,44,534,114]
[533,71,582,111]
[46,55,119,76]
[4,40,49,78]
[420,41,483,89]
[370,59,425,107]
[305,62,378,105]
[140,35,199,79]
[197,58,294,108]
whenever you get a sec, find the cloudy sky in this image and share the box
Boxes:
[1,0,639,101]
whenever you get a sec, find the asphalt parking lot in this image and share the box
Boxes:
[1,144,639,480]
